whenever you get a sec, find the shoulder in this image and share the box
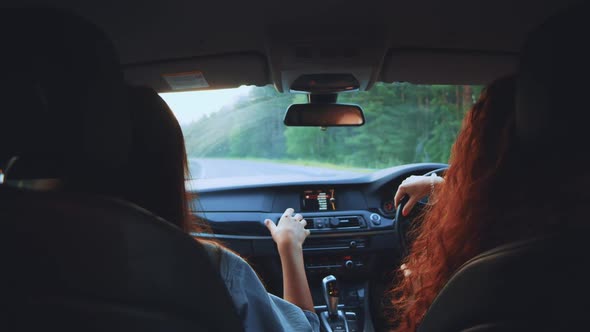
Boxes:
[199,240,244,264]
[216,244,249,271]
[200,242,252,283]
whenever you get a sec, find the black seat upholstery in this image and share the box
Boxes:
[418,234,590,332]
[419,3,590,332]
[2,186,242,332]
[515,3,590,165]
[0,8,242,331]
[0,8,130,191]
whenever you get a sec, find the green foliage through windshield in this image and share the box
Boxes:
[180,83,480,172]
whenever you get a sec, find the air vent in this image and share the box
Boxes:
[335,216,361,227]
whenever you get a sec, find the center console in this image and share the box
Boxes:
[294,187,397,331]
[300,211,391,332]
[315,275,371,332]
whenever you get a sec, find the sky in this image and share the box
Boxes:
[159,85,252,125]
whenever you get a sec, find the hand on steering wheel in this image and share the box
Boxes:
[394,175,441,217]
[395,168,446,256]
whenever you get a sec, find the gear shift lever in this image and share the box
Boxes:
[321,275,349,332]
[322,275,340,317]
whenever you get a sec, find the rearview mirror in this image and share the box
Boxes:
[284,103,365,127]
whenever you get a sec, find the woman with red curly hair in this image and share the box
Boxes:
[390,75,519,331]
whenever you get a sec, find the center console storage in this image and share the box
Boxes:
[302,223,383,331]
[312,279,373,332]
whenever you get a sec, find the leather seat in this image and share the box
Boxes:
[0,8,242,331]
[418,234,590,331]
[419,3,590,332]
[2,187,243,331]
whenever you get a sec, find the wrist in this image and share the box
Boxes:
[429,173,443,191]
[277,240,303,255]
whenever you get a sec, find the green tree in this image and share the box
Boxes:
[182,83,480,169]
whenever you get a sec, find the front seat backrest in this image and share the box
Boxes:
[2,186,244,332]
[515,2,590,166]
[0,8,243,331]
[418,234,590,331]
[419,3,590,331]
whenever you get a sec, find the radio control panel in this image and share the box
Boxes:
[306,215,367,230]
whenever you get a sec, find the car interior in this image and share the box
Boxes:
[1,1,588,331]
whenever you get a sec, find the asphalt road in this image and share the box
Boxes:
[188,158,364,179]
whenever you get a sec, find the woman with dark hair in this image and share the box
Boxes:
[389,75,519,331]
[124,87,193,232]
[122,86,319,332]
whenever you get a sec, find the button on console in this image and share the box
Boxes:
[345,260,354,269]
[330,217,340,227]
[369,213,381,225]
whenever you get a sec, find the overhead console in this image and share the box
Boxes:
[265,24,390,93]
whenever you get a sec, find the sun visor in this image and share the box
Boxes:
[124,53,270,92]
[380,50,517,85]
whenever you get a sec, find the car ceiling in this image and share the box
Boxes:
[13,0,582,90]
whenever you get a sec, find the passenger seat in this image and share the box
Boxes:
[0,8,242,332]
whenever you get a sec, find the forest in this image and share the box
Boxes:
[182,83,481,170]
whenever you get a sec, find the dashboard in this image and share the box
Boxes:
[190,162,447,331]
[190,162,446,237]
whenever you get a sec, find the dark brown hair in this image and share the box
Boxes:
[123,86,208,233]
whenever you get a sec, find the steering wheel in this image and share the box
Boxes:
[395,167,447,257]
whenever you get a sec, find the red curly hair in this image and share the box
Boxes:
[389,76,518,331]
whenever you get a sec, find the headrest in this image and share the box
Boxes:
[516,3,590,163]
[123,86,186,226]
[0,8,130,191]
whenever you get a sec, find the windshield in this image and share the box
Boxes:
[161,83,481,180]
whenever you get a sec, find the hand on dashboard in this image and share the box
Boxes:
[265,209,315,312]
[394,175,443,216]
[264,208,310,252]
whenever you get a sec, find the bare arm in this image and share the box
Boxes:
[265,208,315,312]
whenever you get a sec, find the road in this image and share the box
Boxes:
[188,158,365,179]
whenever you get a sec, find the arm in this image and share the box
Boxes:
[394,174,444,216]
[265,208,315,312]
